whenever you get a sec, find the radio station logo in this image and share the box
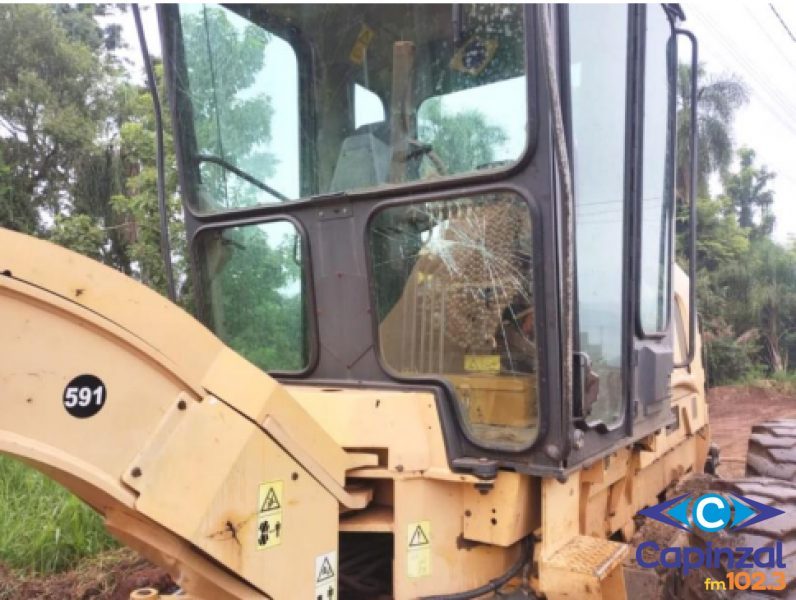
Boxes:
[639,491,783,533]
[635,491,787,592]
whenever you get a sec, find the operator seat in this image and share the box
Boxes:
[328,122,391,193]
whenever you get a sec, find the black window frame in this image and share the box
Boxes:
[634,4,678,340]
[190,214,321,378]
[363,184,549,454]
[162,3,539,222]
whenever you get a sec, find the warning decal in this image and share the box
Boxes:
[407,521,431,578]
[256,481,283,550]
[314,551,337,599]
[261,486,281,512]
[349,24,375,65]
[409,524,430,547]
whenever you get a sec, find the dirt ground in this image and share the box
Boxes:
[2,384,794,599]
[708,383,796,477]
[0,548,174,600]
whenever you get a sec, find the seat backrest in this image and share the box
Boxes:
[328,122,391,192]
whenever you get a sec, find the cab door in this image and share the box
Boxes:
[564,4,681,464]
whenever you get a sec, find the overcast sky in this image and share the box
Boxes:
[686,2,796,243]
[121,3,796,243]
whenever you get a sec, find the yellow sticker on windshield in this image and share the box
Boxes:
[464,355,501,373]
[350,24,375,65]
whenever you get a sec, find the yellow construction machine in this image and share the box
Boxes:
[0,4,730,599]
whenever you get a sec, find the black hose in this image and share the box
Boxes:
[132,4,177,302]
[419,537,534,600]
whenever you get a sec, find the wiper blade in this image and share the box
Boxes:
[194,154,290,203]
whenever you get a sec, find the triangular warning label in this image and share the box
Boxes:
[260,487,281,512]
[316,557,335,582]
[409,525,429,547]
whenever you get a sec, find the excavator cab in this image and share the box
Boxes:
[0,5,708,600]
[159,3,697,472]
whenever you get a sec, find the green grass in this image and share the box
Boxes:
[0,456,117,574]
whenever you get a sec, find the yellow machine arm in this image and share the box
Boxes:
[0,228,372,599]
[0,228,712,600]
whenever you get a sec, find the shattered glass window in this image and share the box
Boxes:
[369,193,538,448]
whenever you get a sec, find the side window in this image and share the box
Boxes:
[417,76,526,175]
[639,7,675,333]
[569,5,629,426]
[178,5,300,211]
[368,193,538,449]
[194,221,309,372]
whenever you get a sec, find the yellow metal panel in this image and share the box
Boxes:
[393,478,521,598]
[540,474,579,560]
[201,348,348,489]
[288,386,444,475]
[127,396,338,598]
[0,228,222,386]
[462,471,537,546]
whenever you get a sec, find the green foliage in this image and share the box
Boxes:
[0,456,116,573]
[672,67,796,383]
[676,64,749,201]
[705,336,759,386]
[419,97,509,174]
[49,214,107,261]
[0,154,37,234]
[721,147,776,236]
[109,67,188,300]
[180,5,276,209]
[0,5,112,226]
[689,142,796,379]
[203,225,306,371]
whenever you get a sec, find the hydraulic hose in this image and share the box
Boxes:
[132,4,177,302]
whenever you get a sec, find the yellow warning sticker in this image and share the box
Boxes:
[315,550,337,600]
[256,480,283,550]
[464,354,501,373]
[407,521,431,578]
[349,24,375,65]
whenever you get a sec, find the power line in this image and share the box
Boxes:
[693,7,796,137]
[744,6,796,73]
[699,11,796,117]
[770,4,796,43]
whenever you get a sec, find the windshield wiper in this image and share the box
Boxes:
[194,154,290,203]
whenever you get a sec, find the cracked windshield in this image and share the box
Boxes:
[175,4,527,212]
[370,193,538,448]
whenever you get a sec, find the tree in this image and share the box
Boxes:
[200,225,305,371]
[721,147,776,236]
[0,153,37,234]
[179,5,277,209]
[676,64,749,202]
[110,67,187,300]
[418,98,508,175]
[716,239,796,373]
[0,6,114,230]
